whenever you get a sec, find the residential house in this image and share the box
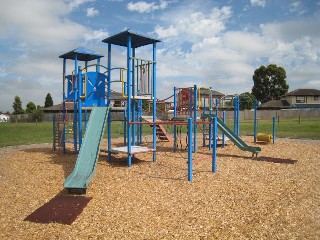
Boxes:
[258,88,320,110]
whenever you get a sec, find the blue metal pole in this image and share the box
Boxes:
[209,87,213,150]
[233,96,238,135]
[188,118,193,181]
[138,99,142,144]
[215,98,219,117]
[84,109,88,131]
[189,87,192,118]
[203,97,206,147]
[222,111,226,148]
[273,116,276,144]
[237,96,240,136]
[53,115,56,151]
[173,87,177,151]
[62,58,66,154]
[132,101,136,145]
[152,42,157,162]
[127,35,132,167]
[193,85,197,152]
[77,66,83,149]
[73,55,78,153]
[254,99,258,143]
[107,43,112,161]
[97,58,100,72]
[212,116,217,173]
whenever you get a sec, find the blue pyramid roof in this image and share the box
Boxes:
[59,47,104,61]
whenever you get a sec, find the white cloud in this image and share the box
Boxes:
[155,6,232,41]
[68,0,95,10]
[86,7,99,17]
[289,1,306,15]
[84,29,108,42]
[250,0,266,7]
[127,0,168,13]
[0,0,108,111]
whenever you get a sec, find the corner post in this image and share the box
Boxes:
[152,42,157,162]
[188,118,193,181]
[127,35,132,167]
[107,43,112,161]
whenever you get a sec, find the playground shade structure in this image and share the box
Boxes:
[64,107,109,194]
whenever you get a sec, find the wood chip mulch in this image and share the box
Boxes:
[0,137,319,239]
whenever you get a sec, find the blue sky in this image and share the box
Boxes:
[0,0,319,112]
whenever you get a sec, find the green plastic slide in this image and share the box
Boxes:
[203,114,261,155]
[64,107,109,194]
[216,118,261,154]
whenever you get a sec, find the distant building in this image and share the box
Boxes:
[258,88,320,110]
[0,114,11,122]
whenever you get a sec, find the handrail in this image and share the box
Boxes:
[79,68,87,99]
[121,68,128,98]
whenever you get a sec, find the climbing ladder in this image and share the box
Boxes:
[53,105,74,151]
[141,116,172,143]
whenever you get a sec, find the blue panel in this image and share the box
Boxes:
[83,72,107,107]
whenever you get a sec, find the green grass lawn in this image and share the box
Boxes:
[0,118,319,147]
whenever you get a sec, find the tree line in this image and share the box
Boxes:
[11,93,54,121]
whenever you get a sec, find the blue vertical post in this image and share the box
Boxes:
[233,96,238,136]
[272,116,276,144]
[84,109,88,131]
[222,111,226,148]
[212,116,217,173]
[107,43,112,161]
[152,42,157,162]
[187,118,193,181]
[62,58,66,154]
[138,99,142,144]
[189,87,192,118]
[97,58,100,72]
[173,87,177,151]
[193,85,197,152]
[132,48,136,145]
[73,55,78,152]
[127,35,132,167]
[77,66,83,148]
[53,115,56,151]
[132,101,136,145]
[202,97,206,147]
[209,87,213,150]
[254,99,258,143]
[237,96,240,136]
[215,98,219,117]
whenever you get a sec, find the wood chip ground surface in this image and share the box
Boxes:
[0,137,319,239]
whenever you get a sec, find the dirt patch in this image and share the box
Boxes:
[0,137,319,239]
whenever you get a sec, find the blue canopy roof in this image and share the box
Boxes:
[59,47,104,61]
[102,30,160,48]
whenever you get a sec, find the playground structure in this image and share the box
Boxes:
[53,30,262,194]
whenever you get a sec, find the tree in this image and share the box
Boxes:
[26,102,36,113]
[251,64,289,103]
[239,92,254,110]
[44,93,53,107]
[12,96,24,114]
[32,105,44,121]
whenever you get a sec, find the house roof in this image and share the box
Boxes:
[102,30,160,48]
[190,88,224,97]
[258,100,290,110]
[59,47,104,61]
[286,88,320,96]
